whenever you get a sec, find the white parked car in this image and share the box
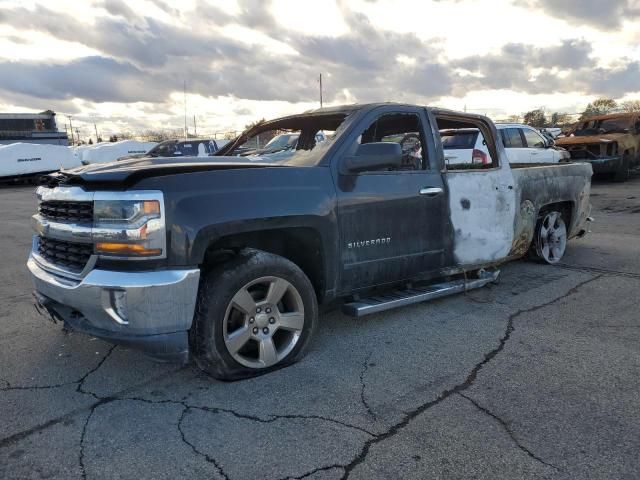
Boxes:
[441,124,570,165]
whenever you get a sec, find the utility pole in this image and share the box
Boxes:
[193,115,197,137]
[67,116,74,145]
[319,73,323,108]
[94,123,99,143]
[183,80,187,140]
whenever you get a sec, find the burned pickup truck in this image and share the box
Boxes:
[28,103,593,380]
[556,112,640,181]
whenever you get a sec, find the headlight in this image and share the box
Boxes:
[92,192,166,259]
[94,200,160,228]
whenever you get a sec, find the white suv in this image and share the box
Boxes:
[441,124,570,166]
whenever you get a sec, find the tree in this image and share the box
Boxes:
[88,138,93,145]
[523,109,547,128]
[505,114,521,124]
[620,100,640,112]
[550,112,572,126]
[581,98,617,119]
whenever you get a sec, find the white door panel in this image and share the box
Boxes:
[447,162,516,265]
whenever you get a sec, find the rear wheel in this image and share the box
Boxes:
[192,249,318,380]
[531,211,567,264]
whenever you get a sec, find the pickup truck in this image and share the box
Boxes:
[555,112,640,181]
[28,103,593,380]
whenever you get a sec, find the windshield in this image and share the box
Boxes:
[149,140,217,157]
[264,134,299,151]
[217,112,351,166]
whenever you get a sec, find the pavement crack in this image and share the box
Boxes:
[338,275,602,479]
[0,368,183,449]
[0,345,116,395]
[458,392,559,471]
[177,406,230,480]
[78,399,110,480]
[359,351,376,420]
[76,345,117,399]
[116,396,377,437]
[278,465,344,480]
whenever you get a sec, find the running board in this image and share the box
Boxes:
[341,270,500,318]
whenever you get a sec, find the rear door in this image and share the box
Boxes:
[436,113,516,266]
[334,106,451,292]
[521,127,555,163]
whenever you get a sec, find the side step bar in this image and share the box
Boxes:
[341,270,500,318]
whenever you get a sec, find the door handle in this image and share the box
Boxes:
[419,187,444,196]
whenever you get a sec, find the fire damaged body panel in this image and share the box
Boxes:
[556,113,640,178]
[28,103,593,362]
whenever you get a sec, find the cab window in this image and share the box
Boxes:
[354,113,427,170]
[435,116,497,170]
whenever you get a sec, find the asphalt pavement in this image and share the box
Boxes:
[1,174,639,480]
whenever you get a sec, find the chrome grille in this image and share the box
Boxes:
[39,201,93,222]
[37,236,93,273]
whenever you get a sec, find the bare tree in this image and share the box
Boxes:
[581,98,617,119]
[620,100,640,112]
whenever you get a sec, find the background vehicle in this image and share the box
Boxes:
[118,139,219,161]
[441,124,570,165]
[240,132,327,160]
[29,104,592,380]
[555,113,640,181]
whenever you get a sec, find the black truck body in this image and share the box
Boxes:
[28,103,593,379]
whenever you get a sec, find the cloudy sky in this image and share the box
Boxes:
[0,0,639,139]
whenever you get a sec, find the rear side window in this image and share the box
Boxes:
[522,129,545,148]
[501,128,524,148]
[440,131,479,149]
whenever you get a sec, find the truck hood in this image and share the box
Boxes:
[556,133,626,146]
[48,156,284,186]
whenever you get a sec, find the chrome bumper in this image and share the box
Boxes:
[28,254,200,361]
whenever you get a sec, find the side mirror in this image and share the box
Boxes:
[342,142,402,173]
[545,138,555,148]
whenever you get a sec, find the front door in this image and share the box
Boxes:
[335,107,451,293]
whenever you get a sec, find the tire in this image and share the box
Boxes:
[530,210,567,265]
[192,249,318,381]
[613,154,630,182]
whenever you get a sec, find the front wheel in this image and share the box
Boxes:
[530,211,567,264]
[613,154,630,182]
[192,250,318,380]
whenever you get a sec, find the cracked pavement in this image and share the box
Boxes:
[2,176,640,479]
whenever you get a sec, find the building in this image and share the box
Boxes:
[0,110,69,146]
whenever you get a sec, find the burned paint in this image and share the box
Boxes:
[509,199,535,257]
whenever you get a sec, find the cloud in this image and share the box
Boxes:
[0,0,637,122]
[0,56,166,103]
[522,0,640,29]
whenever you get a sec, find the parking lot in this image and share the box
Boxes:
[1,175,639,480]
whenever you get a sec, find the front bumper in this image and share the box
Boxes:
[584,155,623,174]
[28,255,200,362]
